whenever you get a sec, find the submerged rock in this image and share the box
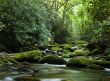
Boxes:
[14,76,40,81]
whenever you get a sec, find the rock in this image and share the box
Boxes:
[17,62,32,72]
[66,57,90,68]
[94,60,110,68]
[71,46,78,51]
[87,64,104,70]
[14,50,42,63]
[14,76,40,81]
[39,55,66,64]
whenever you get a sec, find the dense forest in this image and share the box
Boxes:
[0,0,110,52]
[0,0,110,81]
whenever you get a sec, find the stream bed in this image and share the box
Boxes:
[0,64,110,81]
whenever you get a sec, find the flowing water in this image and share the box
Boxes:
[0,64,110,81]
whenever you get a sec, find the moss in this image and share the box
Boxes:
[60,44,72,50]
[13,50,42,62]
[72,49,89,56]
[93,60,110,68]
[6,58,19,64]
[87,64,104,70]
[14,76,40,81]
[50,47,62,51]
[40,55,66,64]
[62,52,74,58]
[66,57,91,68]
[62,54,70,58]
[76,40,87,44]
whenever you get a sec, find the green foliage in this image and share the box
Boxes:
[0,0,110,52]
[0,0,51,46]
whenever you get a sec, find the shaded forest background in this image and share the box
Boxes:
[0,0,110,52]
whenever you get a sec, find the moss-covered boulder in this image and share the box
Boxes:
[66,57,105,70]
[14,50,42,62]
[72,49,89,56]
[50,47,62,51]
[66,57,91,68]
[39,55,66,64]
[94,60,110,68]
[87,64,104,70]
[14,76,40,81]
[60,44,73,51]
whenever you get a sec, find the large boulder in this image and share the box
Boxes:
[39,55,66,64]
[66,57,91,68]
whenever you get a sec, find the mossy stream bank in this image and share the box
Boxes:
[0,43,110,81]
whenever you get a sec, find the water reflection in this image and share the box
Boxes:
[0,64,110,81]
[42,79,61,81]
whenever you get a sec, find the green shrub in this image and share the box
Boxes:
[40,55,66,64]
[66,57,91,68]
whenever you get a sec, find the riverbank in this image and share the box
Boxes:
[0,42,110,71]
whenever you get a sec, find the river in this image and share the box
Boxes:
[0,64,110,81]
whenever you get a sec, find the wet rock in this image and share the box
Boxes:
[71,46,78,51]
[14,76,40,81]
[66,57,90,68]
[87,64,104,70]
[39,55,66,64]
[17,62,32,72]
[94,60,110,68]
